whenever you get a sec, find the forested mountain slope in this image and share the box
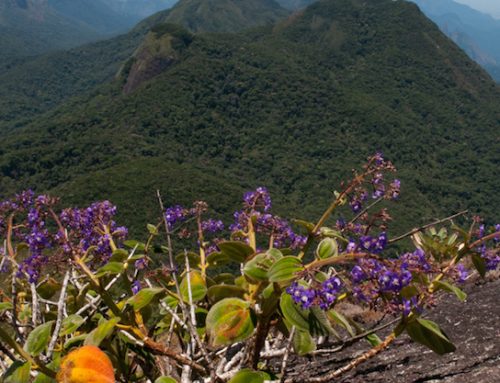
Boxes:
[0,0,498,236]
[0,0,290,126]
[410,0,500,82]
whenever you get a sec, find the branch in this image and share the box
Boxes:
[285,332,396,383]
[389,210,468,244]
[47,270,70,358]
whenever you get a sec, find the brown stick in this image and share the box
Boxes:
[285,332,396,383]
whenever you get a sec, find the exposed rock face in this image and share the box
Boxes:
[122,24,193,94]
[285,277,500,382]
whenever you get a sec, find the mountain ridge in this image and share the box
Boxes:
[0,0,498,236]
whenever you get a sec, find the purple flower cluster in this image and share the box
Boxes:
[344,232,387,254]
[287,277,343,310]
[400,248,431,272]
[476,223,500,271]
[164,205,191,230]
[230,188,306,250]
[243,187,272,212]
[351,258,412,301]
[60,201,127,262]
[201,219,224,233]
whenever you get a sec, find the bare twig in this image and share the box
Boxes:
[47,270,70,358]
[279,326,295,383]
[30,283,39,327]
[389,210,468,243]
[285,332,396,383]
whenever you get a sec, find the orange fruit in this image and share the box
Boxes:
[56,345,115,383]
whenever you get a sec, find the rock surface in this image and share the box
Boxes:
[285,276,500,383]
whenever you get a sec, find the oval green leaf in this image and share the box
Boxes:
[406,318,456,355]
[127,287,165,311]
[84,317,121,346]
[228,369,270,383]
[268,256,304,283]
[180,270,207,303]
[316,238,338,259]
[207,284,245,303]
[218,241,254,263]
[25,321,54,356]
[206,298,255,346]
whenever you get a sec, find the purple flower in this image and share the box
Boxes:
[201,219,224,233]
[287,282,316,309]
[243,187,272,212]
[132,280,142,294]
[456,263,468,283]
[164,205,189,230]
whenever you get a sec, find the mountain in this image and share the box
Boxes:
[0,0,102,61]
[102,0,178,20]
[276,0,316,10]
[0,0,290,126]
[47,0,136,34]
[161,0,289,33]
[409,0,500,82]
[0,0,498,237]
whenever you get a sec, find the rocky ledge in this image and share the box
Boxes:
[285,275,500,383]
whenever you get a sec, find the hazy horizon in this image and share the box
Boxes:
[454,0,500,19]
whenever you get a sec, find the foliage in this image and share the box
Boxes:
[0,154,498,382]
[0,0,498,240]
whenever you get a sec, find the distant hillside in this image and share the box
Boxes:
[0,0,290,125]
[162,0,289,32]
[276,0,316,10]
[0,0,102,61]
[410,0,500,82]
[0,0,498,237]
[102,0,177,20]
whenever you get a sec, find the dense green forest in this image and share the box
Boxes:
[0,0,498,239]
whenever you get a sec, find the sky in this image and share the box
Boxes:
[454,0,500,18]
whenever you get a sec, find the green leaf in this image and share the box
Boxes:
[25,321,54,356]
[0,302,13,311]
[366,333,382,346]
[328,310,355,337]
[147,223,159,235]
[309,306,336,336]
[3,361,31,383]
[84,317,120,346]
[243,249,282,282]
[406,318,456,355]
[213,273,235,284]
[37,278,61,300]
[433,281,467,302]
[293,219,315,233]
[60,315,85,336]
[293,329,316,355]
[228,369,270,383]
[206,252,230,267]
[180,270,207,303]
[123,240,146,251]
[280,293,309,331]
[95,261,124,277]
[207,284,245,303]
[127,287,165,311]
[109,249,129,262]
[316,238,338,259]
[63,334,86,349]
[206,298,255,346]
[154,377,178,383]
[268,256,303,283]
[471,253,486,278]
[218,241,254,263]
